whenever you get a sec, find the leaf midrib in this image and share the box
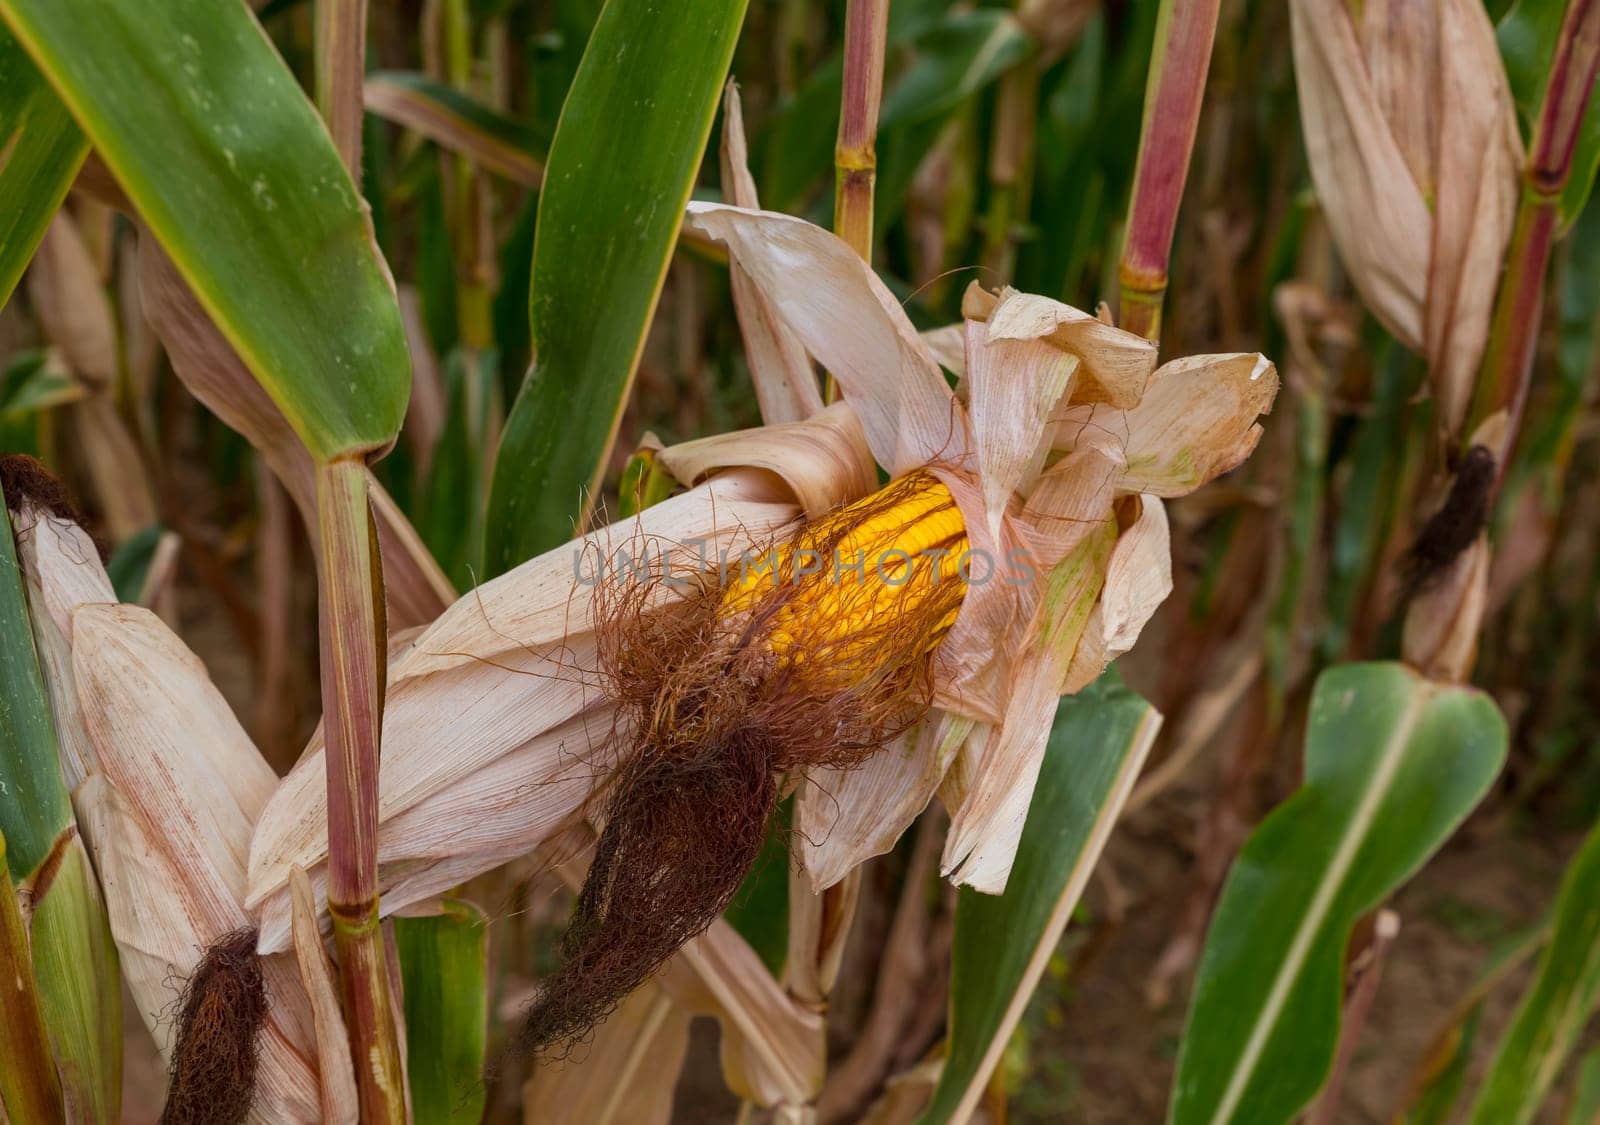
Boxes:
[1207,688,1426,1124]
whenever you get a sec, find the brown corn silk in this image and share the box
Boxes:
[521,470,969,1053]
[159,929,268,1125]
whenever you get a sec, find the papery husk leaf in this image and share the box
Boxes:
[656,401,876,519]
[924,468,1025,726]
[248,472,800,950]
[663,922,826,1105]
[1063,494,1172,693]
[1425,0,1523,437]
[718,83,823,426]
[1403,533,1489,684]
[73,604,277,919]
[548,842,825,1107]
[520,983,690,1125]
[944,513,1118,892]
[1054,353,1277,497]
[1290,0,1431,348]
[682,202,966,477]
[936,722,991,824]
[797,713,973,892]
[920,324,968,376]
[76,777,323,1124]
[783,861,859,1006]
[289,868,358,1125]
[28,213,118,387]
[962,283,1157,409]
[963,310,1076,541]
[62,599,330,1122]
[13,506,108,792]
[1359,0,1441,195]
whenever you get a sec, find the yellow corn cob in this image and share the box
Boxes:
[722,470,969,672]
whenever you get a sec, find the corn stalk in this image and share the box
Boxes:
[1466,0,1600,463]
[1117,0,1222,341]
[833,0,890,265]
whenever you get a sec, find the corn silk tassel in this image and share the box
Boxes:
[522,471,970,1051]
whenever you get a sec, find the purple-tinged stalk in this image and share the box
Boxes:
[833,0,890,267]
[1466,0,1600,470]
[1117,0,1222,342]
[315,461,406,1123]
[308,8,408,1112]
[314,0,369,174]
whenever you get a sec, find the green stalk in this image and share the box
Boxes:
[442,0,493,351]
[1116,0,1221,341]
[0,829,63,1125]
[1465,0,1600,460]
[980,54,1039,283]
[315,460,406,1123]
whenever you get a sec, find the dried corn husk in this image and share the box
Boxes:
[680,204,1277,892]
[1289,0,1522,438]
[16,507,355,1125]
[247,469,803,950]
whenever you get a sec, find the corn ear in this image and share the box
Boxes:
[0,500,120,1122]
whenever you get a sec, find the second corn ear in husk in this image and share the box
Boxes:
[16,504,356,1125]
[1290,0,1522,439]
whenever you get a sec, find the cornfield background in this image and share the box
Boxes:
[2,0,1600,1122]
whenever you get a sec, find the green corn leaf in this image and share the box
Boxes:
[758,7,1030,218]
[1471,821,1600,1123]
[879,10,1032,133]
[484,0,750,574]
[724,796,793,977]
[1170,662,1507,1125]
[28,842,120,1122]
[1397,920,1548,1125]
[0,502,72,881]
[415,350,496,588]
[394,901,489,1125]
[0,23,85,312]
[0,0,410,462]
[1570,1048,1600,1124]
[1498,0,1600,230]
[917,673,1161,1124]
[0,349,84,417]
[105,524,167,604]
